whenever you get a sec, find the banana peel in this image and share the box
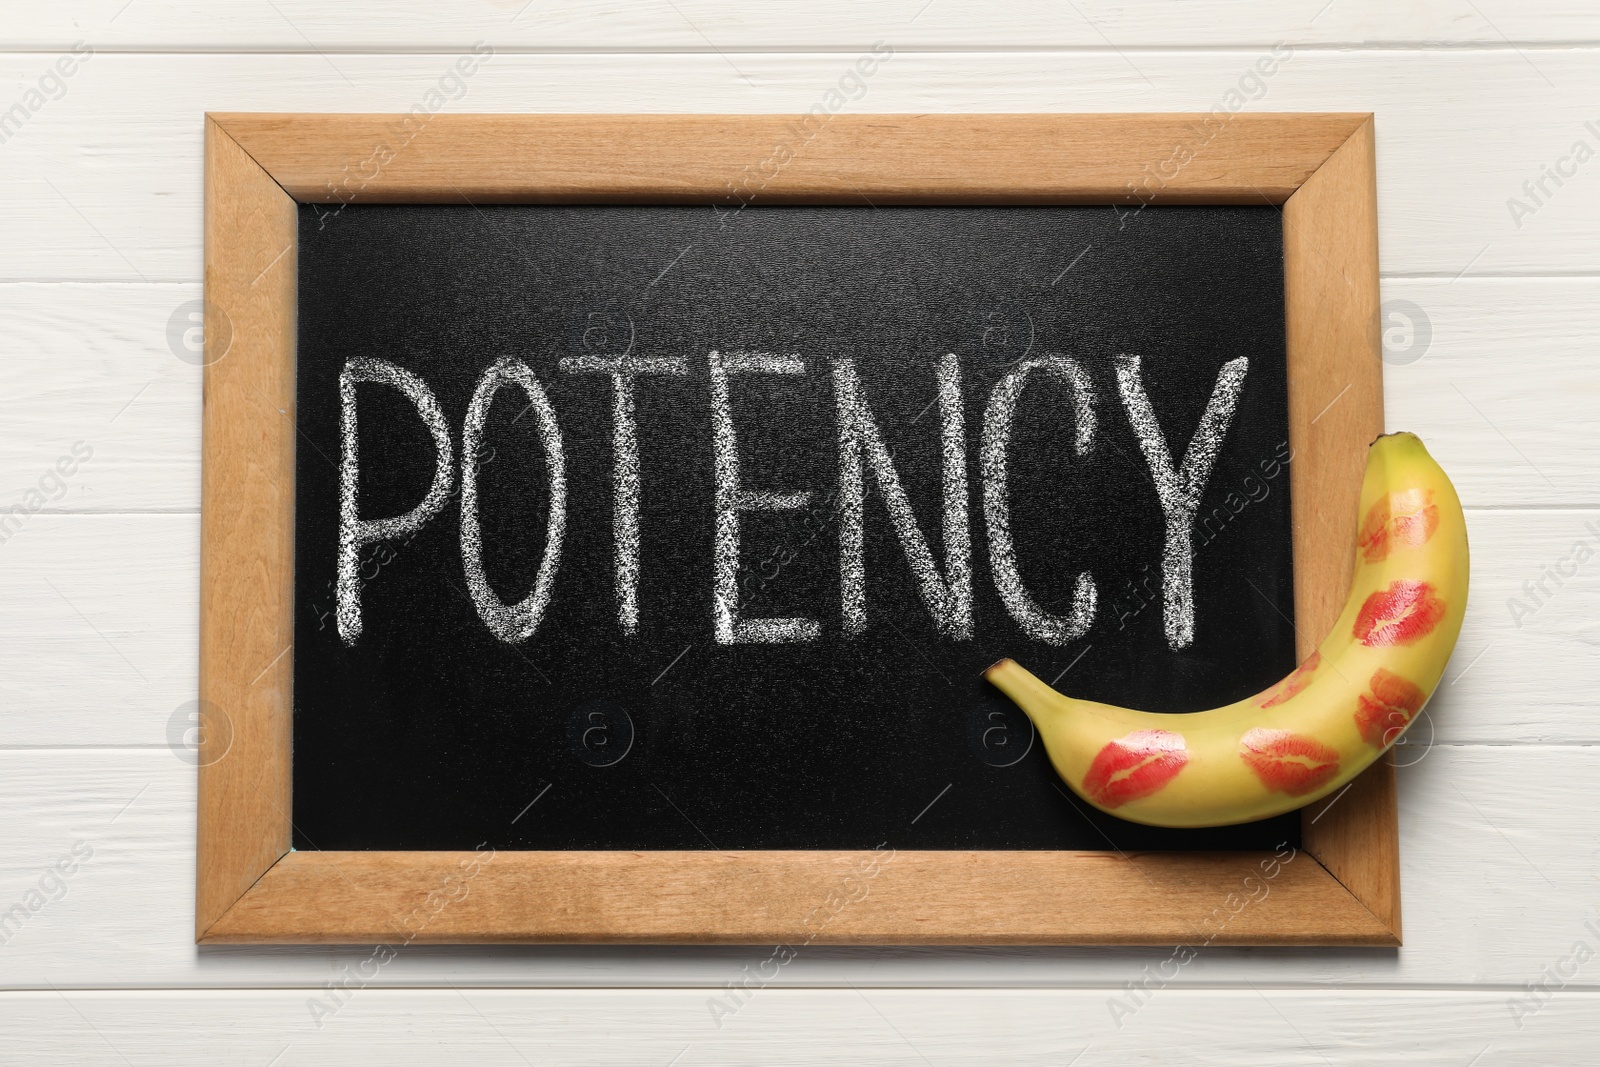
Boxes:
[986,432,1469,828]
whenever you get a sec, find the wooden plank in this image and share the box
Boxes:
[0,515,196,745]
[0,283,200,511]
[202,848,1391,946]
[196,118,296,938]
[213,112,1362,205]
[0,509,1585,748]
[4,52,1599,278]
[0,746,1592,984]
[6,1,1598,50]
[5,277,1599,512]
[1281,117,1398,939]
[1384,278,1600,504]
[2,988,1597,1064]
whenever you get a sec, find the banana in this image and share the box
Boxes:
[985,431,1469,828]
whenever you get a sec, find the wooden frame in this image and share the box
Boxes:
[200,113,1392,945]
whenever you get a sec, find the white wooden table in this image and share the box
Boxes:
[1,3,1597,1062]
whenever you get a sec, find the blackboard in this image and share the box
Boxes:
[292,202,1297,854]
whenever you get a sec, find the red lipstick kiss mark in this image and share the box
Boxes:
[1259,650,1323,708]
[1240,728,1341,796]
[1358,489,1441,563]
[1354,667,1428,748]
[1353,580,1446,647]
[1082,729,1189,810]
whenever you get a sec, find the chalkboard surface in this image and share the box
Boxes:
[293,203,1297,853]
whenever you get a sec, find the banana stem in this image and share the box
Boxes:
[983,659,1062,726]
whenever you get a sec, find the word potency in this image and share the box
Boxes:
[334,351,1251,652]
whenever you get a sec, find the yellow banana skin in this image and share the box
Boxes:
[985,432,1469,828]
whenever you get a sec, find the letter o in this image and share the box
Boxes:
[460,358,567,643]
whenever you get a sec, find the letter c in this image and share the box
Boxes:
[981,355,1097,644]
